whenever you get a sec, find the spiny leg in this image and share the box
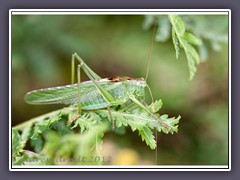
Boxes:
[72,53,116,129]
[73,53,101,80]
[72,53,115,103]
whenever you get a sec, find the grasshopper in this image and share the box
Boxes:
[24,20,172,132]
[24,53,171,132]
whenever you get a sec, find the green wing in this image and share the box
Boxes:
[24,80,122,105]
[24,84,78,105]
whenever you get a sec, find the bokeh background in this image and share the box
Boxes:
[12,15,228,165]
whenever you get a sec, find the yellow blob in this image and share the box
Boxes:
[114,149,139,165]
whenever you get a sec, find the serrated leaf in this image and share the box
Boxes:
[97,101,180,149]
[169,15,185,36]
[12,129,22,156]
[182,32,202,46]
[186,53,197,80]
[181,39,200,64]
[21,124,33,142]
[139,127,156,150]
[169,15,202,80]
[172,29,180,59]
[158,115,181,134]
[71,112,100,133]
[179,39,200,80]
[31,113,61,140]
[148,99,163,113]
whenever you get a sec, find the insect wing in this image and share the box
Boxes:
[24,80,123,105]
[24,84,79,105]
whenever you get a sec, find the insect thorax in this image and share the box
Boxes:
[123,79,147,99]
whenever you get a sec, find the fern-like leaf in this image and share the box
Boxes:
[97,100,180,149]
[139,127,156,149]
[168,15,202,80]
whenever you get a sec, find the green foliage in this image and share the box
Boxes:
[12,108,108,165]
[12,129,23,158]
[12,98,180,165]
[144,14,228,80]
[98,100,180,149]
[169,15,201,80]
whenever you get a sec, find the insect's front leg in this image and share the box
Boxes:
[77,64,82,115]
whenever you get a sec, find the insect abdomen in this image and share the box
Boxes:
[80,85,128,110]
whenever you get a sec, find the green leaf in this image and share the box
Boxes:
[12,129,22,156]
[181,39,200,64]
[148,99,163,113]
[172,28,180,59]
[21,124,33,142]
[158,115,181,134]
[139,127,156,150]
[13,98,180,154]
[97,100,180,149]
[31,112,61,140]
[182,32,202,46]
[13,156,26,165]
[169,15,202,80]
[71,111,100,133]
[186,52,197,80]
[168,15,185,36]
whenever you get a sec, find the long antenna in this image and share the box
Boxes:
[145,20,157,81]
[144,18,158,165]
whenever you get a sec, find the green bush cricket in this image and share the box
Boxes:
[24,53,171,132]
[24,22,172,132]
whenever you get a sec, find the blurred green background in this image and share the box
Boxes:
[12,15,228,165]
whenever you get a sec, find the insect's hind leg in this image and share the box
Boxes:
[127,93,171,132]
[72,53,101,80]
[73,53,117,130]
